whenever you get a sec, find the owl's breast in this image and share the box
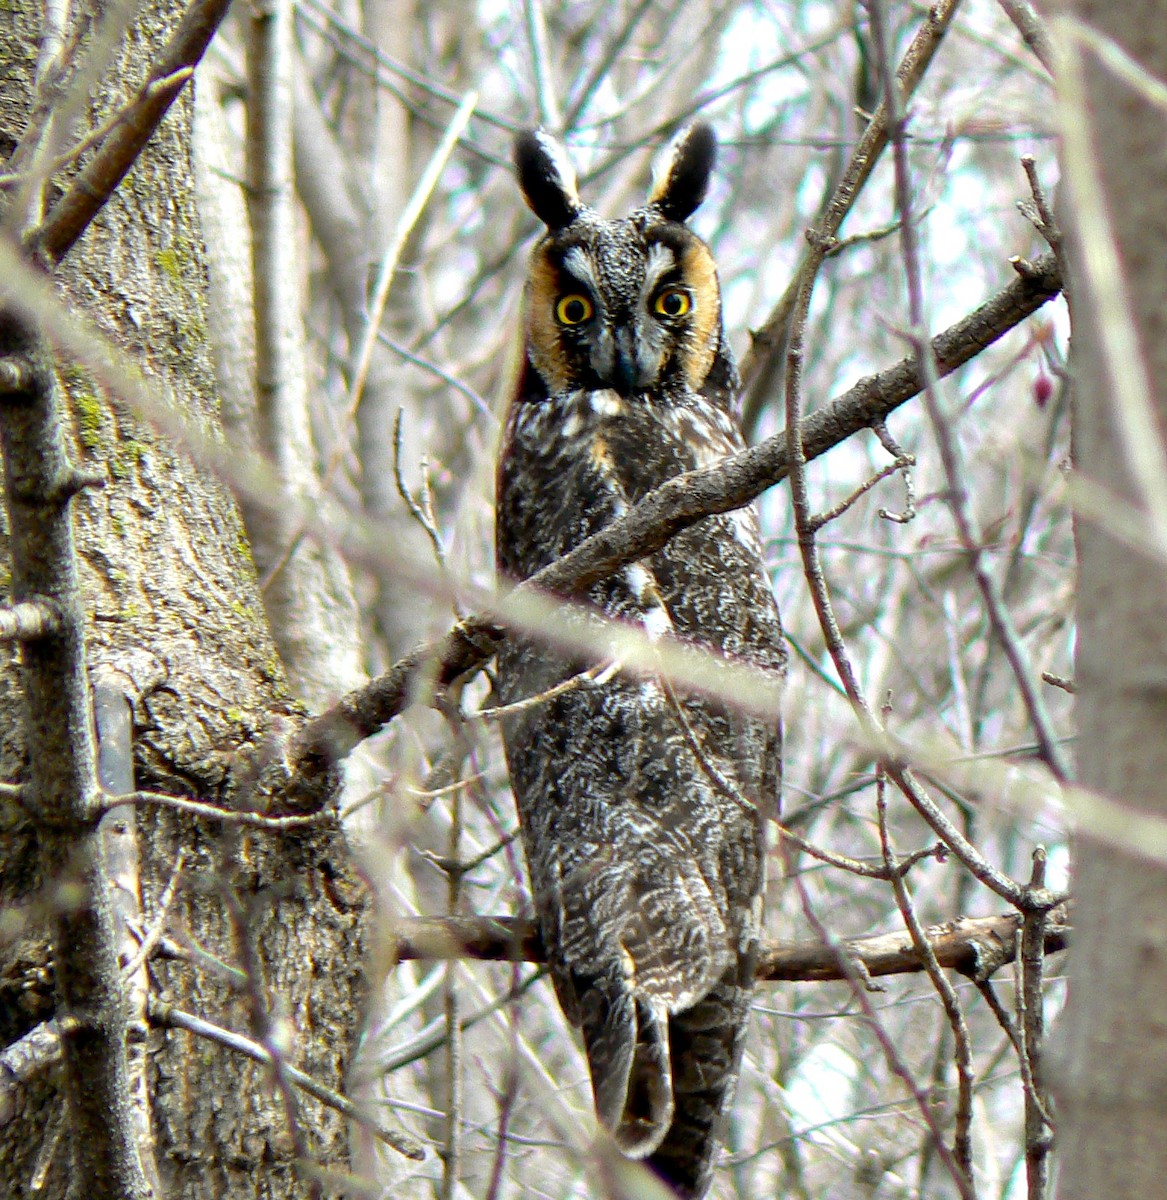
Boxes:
[497,384,743,582]
[497,387,630,582]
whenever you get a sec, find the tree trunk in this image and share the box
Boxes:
[1055,3,1167,1196]
[0,3,373,1196]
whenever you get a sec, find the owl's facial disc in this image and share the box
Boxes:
[525,217,722,397]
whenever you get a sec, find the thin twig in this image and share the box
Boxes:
[148,999,426,1159]
[890,766,1026,906]
[976,978,1021,1053]
[808,458,912,533]
[778,821,943,880]
[103,790,328,829]
[469,664,612,723]
[483,1063,520,1200]
[872,421,917,523]
[379,969,547,1074]
[417,831,517,878]
[380,333,494,423]
[876,760,976,1187]
[120,851,187,982]
[1041,672,1075,693]
[1017,849,1055,1200]
[392,408,455,604]
[1019,155,1062,253]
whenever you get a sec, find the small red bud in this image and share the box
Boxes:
[1033,371,1053,408]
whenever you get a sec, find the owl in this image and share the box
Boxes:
[495,124,786,1199]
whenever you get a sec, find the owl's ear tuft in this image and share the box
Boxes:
[514,129,583,231]
[647,123,717,223]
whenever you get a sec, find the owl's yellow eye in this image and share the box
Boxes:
[654,289,691,318]
[556,294,594,325]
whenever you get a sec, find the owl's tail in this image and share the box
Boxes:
[586,989,675,1159]
[645,972,752,1200]
[582,969,752,1199]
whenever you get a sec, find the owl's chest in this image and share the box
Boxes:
[497,386,741,581]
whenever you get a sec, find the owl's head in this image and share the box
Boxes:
[514,125,729,400]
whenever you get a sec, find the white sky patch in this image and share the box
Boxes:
[1043,842,1070,893]
[785,1042,860,1143]
[711,3,837,133]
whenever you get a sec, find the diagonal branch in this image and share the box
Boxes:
[33,0,234,266]
[288,251,1063,792]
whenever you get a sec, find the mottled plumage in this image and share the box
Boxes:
[496,125,786,1198]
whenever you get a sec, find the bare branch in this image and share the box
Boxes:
[147,1000,427,1161]
[523,0,562,129]
[0,69,193,192]
[103,789,329,829]
[998,0,1055,73]
[347,92,477,429]
[388,910,1068,981]
[0,309,153,1197]
[34,0,234,264]
[1017,849,1056,1200]
[787,866,977,1200]
[878,0,1071,782]
[0,1017,79,1127]
[877,761,976,1186]
[94,683,161,1195]
[0,599,60,641]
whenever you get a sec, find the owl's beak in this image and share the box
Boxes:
[611,340,637,395]
[608,327,654,396]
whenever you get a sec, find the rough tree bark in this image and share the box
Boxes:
[1053,1,1167,1196]
[0,3,374,1197]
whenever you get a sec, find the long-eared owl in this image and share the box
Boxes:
[495,124,786,1199]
